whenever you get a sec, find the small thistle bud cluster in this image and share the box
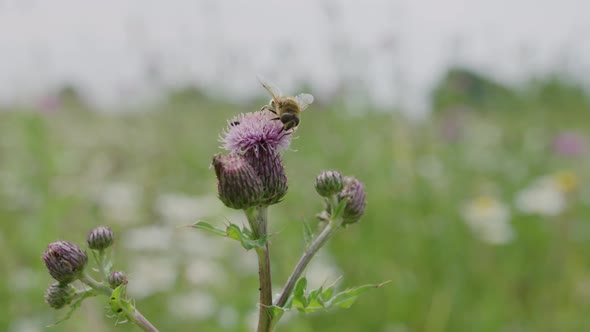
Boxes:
[315,171,367,225]
[45,282,75,309]
[108,271,128,288]
[315,170,344,197]
[42,241,88,284]
[216,111,291,209]
[42,226,131,313]
[87,226,114,250]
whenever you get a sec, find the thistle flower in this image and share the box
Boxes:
[315,170,344,197]
[218,111,290,206]
[338,177,366,225]
[220,111,292,155]
[108,271,128,288]
[87,226,114,250]
[212,154,264,209]
[44,282,75,309]
[42,241,88,284]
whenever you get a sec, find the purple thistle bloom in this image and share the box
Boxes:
[220,111,292,156]
[552,132,587,157]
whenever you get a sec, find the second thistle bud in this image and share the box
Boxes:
[42,241,88,284]
[45,282,75,309]
[315,170,344,197]
[108,271,128,288]
[337,176,367,225]
[87,226,114,250]
[213,154,264,209]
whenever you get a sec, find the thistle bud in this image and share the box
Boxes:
[44,282,75,309]
[338,177,367,225]
[87,226,114,250]
[42,241,88,283]
[213,154,264,209]
[315,170,344,197]
[108,271,128,288]
[245,149,288,206]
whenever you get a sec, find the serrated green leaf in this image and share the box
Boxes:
[329,281,391,309]
[332,198,348,220]
[226,224,270,250]
[191,221,226,237]
[302,220,313,245]
[291,277,308,310]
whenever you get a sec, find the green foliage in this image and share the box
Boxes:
[282,277,390,313]
[192,221,270,250]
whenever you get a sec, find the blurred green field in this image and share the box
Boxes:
[2,80,590,332]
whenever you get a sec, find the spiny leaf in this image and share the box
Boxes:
[191,221,226,237]
[302,220,313,245]
[329,281,391,309]
[226,224,270,250]
[332,198,348,220]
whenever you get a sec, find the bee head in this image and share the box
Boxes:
[280,113,300,130]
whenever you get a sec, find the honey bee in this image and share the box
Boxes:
[257,75,314,131]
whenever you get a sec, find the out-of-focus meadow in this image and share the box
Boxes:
[2,72,590,331]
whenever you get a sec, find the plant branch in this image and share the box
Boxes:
[79,272,159,332]
[245,206,273,332]
[275,217,339,308]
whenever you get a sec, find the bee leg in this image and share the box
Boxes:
[261,105,277,115]
[271,117,280,121]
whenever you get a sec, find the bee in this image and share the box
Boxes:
[257,75,314,131]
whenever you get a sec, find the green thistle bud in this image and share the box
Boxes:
[315,170,344,197]
[108,271,128,288]
[338,177,367,225]
[87,226,114,250]
[44,282,75,309]
[42,241,88,284]
[213,154,264,209]
[245,149,288,206]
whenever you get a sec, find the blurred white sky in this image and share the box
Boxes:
[0,0,589,115]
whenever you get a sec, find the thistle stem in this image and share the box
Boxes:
[80,272,111,296]
[79,272,159,332]
[274,218,339,308]
[245,207,273,332]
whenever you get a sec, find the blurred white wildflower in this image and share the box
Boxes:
[462,196,513,245]
[94,182,142,224]
[127,257,178,298]
[185,259,228,286]
[167,291,217,320]
[122,225,173,251]
[515,171,577,217]
[155,193,223,225]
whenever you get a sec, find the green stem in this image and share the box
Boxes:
[274,218,339,308]
[245,207,273,332]
[80,272,111,296]
[79,272,159,332]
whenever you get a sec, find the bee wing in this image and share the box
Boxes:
[295,93,314,111]
[256,74,282,99]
